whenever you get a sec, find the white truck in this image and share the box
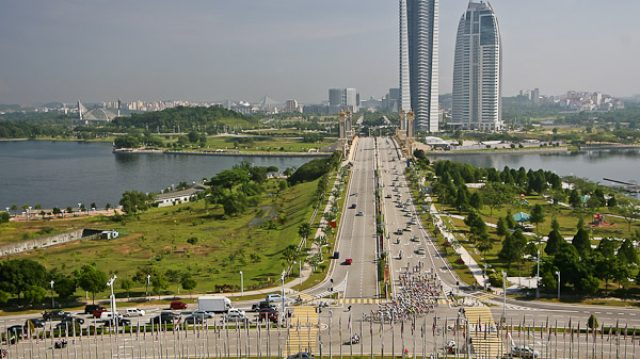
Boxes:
[197,296,232,313]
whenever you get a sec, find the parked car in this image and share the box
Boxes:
[265,294,287,303]
[512,346,539,359]
[102,318,131,327]
[24,318,45,329]
[92,308,107,318]
[258,307,278,323]
[287,351,314,359]
[149,312,178,325]
[191,310,215,319]
[124,308,145,317]
[184,315,204,325]
[84,304,105,315]
[42,310,69,321]
[170,301,187,310]
[55,321,82,332]
[61,316,85,325]
[6,325,24,337]
[224,309,248,323]
[252,300,277,312]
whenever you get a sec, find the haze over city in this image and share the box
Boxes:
[1,0,639,104]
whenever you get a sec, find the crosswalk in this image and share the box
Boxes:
[286,306,318,355]
[464,307,504,359]
[336,298,387,305]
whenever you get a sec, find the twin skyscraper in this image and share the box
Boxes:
[400,0,502,134]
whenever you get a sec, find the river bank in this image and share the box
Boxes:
[113,147,333,157]
[427,145,569,155]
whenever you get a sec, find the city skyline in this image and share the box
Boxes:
[1,0,639,104]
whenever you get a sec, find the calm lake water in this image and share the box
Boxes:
[0,141,314,209]
[429,148,640,186]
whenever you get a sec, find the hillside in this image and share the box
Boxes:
[111,106,257,133]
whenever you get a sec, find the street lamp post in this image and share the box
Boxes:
[280,271,286,321]
[555,271,561,300]
[536,249,541,299]
[50,280,55,308]
[501,271,507,323]
[107,275,117,318]
[239,271,244,297]
[146,274,151,300]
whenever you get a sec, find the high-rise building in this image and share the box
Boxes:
[399,0,411,114]
[405,0,439,134]
[328,88,359,113]
[328,88,344,107]
[452,1,502,131]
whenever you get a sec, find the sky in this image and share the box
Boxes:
[0,0,639,105]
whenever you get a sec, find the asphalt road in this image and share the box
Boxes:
[325,136,379,299]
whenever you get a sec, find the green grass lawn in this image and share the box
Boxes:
[203,136,336,153]
[0,216,104,246]
[6,179,319,297]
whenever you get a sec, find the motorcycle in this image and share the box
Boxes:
[54,339,68,349]
[344,334,360,345]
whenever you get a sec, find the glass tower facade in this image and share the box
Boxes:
[406,0,439,134]
[452,1,502,131]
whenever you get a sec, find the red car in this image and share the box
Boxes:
[344,258,353,265]
[170,301,187,310]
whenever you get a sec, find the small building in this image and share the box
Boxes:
[155,188,204,208]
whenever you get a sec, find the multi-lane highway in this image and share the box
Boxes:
[329,136,379,299]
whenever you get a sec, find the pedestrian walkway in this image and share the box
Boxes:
[464,307,503,359]
[286,306,318,355]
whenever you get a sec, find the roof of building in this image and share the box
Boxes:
[155,187,203,201]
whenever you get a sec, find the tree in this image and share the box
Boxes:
[151,272,168,296]
[165,269,182,294]
[0,211,9,223]
[505,210,516,229]
[481,183,514,215]
[181,274,197,295]
[618,200,640,231]
[119,191,151,214]
[569,189,582,208]
[221,191,248,216]
[281,244,298,268]
[530,204,545,232]
[298,223,311,240]
[571,219,591,257]
[496,217,507,237]
[53,275,77,299]
[545,219,564,255]
[120,277,133,300]
[23,285,47,305]
[76,265,107,304]
[469,192,482,210]
[499,230,527,268]
[618,238,639,265]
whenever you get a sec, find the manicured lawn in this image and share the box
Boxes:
[8,179,319,297]
[203,136,336,153]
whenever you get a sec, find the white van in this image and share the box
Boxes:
[99,311,121,320]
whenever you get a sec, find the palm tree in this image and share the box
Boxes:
[298,223,311,240]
